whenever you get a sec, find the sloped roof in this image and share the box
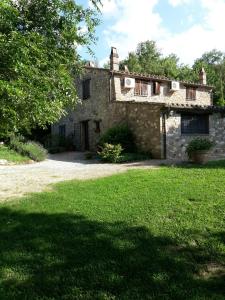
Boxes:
[165,103,225,112]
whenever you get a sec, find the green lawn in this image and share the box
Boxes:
[0,161,225,299]
[0,145,29,163]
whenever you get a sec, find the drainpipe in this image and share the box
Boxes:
[162,112,167,159]
[109,72,112,102]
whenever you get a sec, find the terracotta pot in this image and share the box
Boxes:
[190,150,210,164]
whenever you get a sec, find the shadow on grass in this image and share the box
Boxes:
[168,160,225,170]
[0,208,225,299]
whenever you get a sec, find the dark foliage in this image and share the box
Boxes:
[99,124,136,153]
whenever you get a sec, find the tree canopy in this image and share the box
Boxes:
[0,0,101,138]
[192,50,225,105]
[120,41,193,80]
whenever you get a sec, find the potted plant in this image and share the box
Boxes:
[186,138,214,164]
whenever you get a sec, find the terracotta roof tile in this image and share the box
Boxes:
[165,103,225,112]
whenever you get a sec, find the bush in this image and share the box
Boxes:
[9,135,47,162]
[99,125,136,152]
[21,142,47,162]
[98,143,123,163]
[9,134,25,152]
[186,138,214,159]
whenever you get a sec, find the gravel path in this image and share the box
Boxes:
[0,152,167,201]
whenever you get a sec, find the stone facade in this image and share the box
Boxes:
[166,112,225,160]
[114,76,212,106]
[52,47,225,160]
[52,68,111,150]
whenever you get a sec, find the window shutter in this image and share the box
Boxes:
[134,80,149,96]
[153,82,160,95]
[135,80,140,95]
[186,87,196,100]
[141,82,148,96]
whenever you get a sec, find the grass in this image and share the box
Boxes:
[0,145,29,163]
[0,161,225,299]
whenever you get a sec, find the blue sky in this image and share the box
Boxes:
[78,0,225,66]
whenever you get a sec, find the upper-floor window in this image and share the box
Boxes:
[186,87,196,100]
[153,81,161,95]
[82,79,91,100]
[134,80,149,96]
[181,114,209,134]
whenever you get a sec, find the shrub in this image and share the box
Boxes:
[99,125,136,152]
[186,138,214,159]
[8,135,25,154]
[9,135,47,161]
[98,143,123,163]
[21,141,47,162]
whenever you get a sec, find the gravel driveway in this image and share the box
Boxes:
[0,152,166,201]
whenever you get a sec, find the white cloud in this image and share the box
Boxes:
[160,0,225,65]
[100,0,118,15]
[100,0,225,66]
[168,0,191,7]
[102,0,168,61]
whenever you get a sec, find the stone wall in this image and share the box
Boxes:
[113,76,212,106]
[52,68,111,150]
[166,112,225,160]
[107,102,163,158]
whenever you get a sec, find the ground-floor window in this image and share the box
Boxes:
[59,124,66,139]
[94,120,101,133]
[181,114,209,134]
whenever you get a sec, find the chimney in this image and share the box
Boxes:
[86,61,95,68]
[124,65,129,72]
[199,67,207,85]
[110,47,119,71]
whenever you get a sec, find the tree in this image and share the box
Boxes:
[0,0,101,138]
[121,41,162,75]
[193,50,225,105]
[120,40,193,81]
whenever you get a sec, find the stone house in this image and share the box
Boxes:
[52,47,225,160]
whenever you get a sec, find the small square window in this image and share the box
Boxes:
[82,79,91,100]
[186,87,196,100]
[94,120,101,133]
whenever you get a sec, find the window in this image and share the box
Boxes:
[153,81,160,95]
[181,114,209,134]
[82,79,91,100]
[59,124,66,139]
[186,87,196,100]
[134,80,149,96]
[94,120,101,133]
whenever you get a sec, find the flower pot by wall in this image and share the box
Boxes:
[190,150,210,164]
